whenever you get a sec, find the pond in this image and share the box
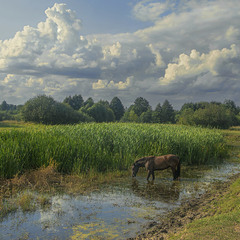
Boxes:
[1,161,240,240]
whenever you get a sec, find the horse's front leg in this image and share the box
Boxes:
[147,170,151,181]
[147,170,155,181]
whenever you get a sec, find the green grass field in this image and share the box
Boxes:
[0,121,228,178]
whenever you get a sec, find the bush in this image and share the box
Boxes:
[21,95,90,124]
[178,104,235,129]
[193,104,234,129]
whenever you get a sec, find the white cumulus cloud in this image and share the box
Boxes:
[92,76,133,90]
[1,1,240,108]
[160,45,240,85]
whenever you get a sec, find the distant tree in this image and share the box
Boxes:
[180,102,213,112]
[180,102,196,112]
[195,102,210,110]
[139,109,153,123]
[83,97,94,109]
[223,100,239,126]
[110,97,125,121]
[177,108,195,125]
[132,97,151,117]
[79,97,94,116]
[16,105,24,111]
[210,101,222,106]
[86,102,115,122]
[63,94,84,110]
[224,99,238,115]
[54,103,91,124]
[0,101,21,121]
[120,110,138,122]
[98,100,110,107]
[161,100,175,123]
[1,100,8,111]
[152,103,162,123]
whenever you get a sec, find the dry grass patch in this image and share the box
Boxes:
[11,160,61,192]
[0,162,129,220]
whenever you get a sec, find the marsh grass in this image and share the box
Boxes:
[0,123,228,179]
[0,196,18,219]
[37,195,51,208]
[0,190,51,220]
[17,191,36,212]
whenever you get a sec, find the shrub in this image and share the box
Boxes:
[21,95,90,124]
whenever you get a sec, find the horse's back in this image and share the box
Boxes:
[163,154,179,163]
[154,154,179,169]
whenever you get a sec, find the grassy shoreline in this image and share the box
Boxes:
[169,174,240,240]
[134,127,240,240]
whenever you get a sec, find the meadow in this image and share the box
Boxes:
[0,122,227,179]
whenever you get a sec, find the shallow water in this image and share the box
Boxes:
[1,161,240,240]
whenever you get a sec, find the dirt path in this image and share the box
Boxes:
[129,173,240,240]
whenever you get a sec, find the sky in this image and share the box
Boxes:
[0,0,240,109]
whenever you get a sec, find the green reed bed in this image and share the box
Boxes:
[0,123,227,178]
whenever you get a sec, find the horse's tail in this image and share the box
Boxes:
[176,158,181,178]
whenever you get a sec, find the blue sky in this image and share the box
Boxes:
[0,0,240,109]
[0,0,151,38]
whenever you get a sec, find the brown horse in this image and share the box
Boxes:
[132,154,180,181]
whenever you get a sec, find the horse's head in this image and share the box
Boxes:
[132,162,139,177]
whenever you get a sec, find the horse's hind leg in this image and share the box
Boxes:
[171,167,177,180]
[152,171,155,180]
[147,171,151,181]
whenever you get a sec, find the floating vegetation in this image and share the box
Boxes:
[0,190,51,220]
[71,221,120,240]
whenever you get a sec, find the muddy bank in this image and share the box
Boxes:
[131,173,240,240]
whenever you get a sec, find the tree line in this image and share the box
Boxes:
[0,95,239,129]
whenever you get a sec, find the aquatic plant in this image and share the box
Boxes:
[0,123,227,178]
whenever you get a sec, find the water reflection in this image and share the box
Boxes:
[0,162,240,240]
[131,178,180,202]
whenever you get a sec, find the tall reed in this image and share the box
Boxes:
[0,123,227,178]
